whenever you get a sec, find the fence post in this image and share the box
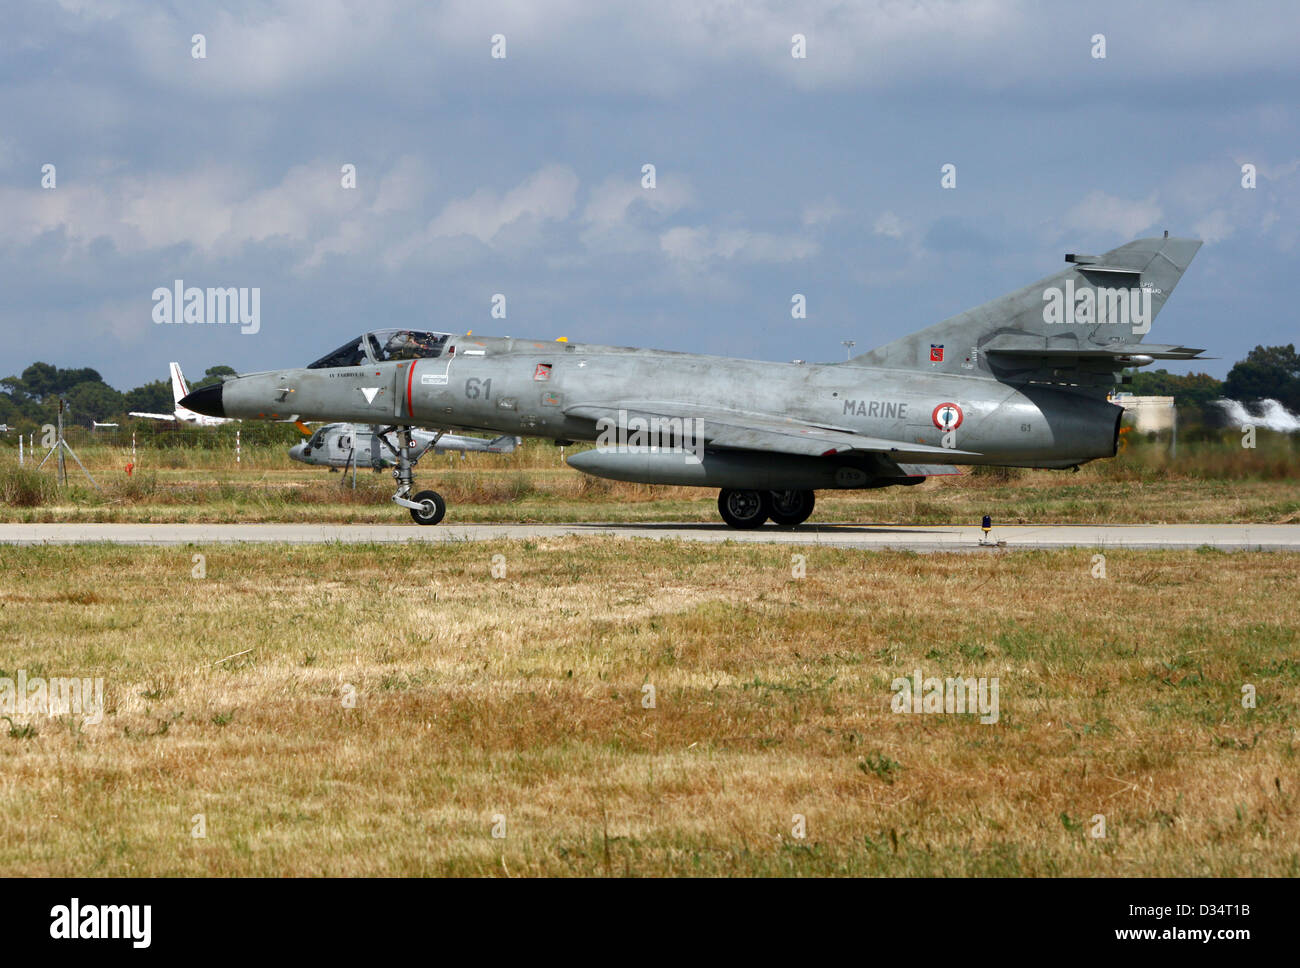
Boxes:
[236,428,241,465]
[56,400,67,485]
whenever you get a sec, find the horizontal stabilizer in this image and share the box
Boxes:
[1074,264,1141,276]
[982,335,1206,361]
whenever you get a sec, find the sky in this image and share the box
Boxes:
[2,0,1297,390]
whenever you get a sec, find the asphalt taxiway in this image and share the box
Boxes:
[1,523,1297,551]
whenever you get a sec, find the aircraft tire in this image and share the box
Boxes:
[409,489,446,526]
[717,488,769,529]
[767,489,815,526]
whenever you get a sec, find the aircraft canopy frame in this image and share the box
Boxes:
[307,329,454,369]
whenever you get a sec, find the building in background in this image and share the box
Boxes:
[1110,393,1176,433]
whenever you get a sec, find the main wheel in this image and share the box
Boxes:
[409,489,446,526]
[717,488,769,529]
[767,489,815,526]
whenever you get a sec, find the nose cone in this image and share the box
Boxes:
[180,383,224,418]
[288,443,306,463]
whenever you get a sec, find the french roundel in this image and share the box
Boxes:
[932,402,963,431]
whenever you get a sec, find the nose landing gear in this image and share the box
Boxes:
[381,426,446,525]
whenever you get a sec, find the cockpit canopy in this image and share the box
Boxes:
[307,329,453,369]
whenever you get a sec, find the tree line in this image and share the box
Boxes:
[0,363,234,431]
[1125,344,1300,425]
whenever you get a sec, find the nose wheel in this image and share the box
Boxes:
[380,425,447,526]
[408,490,446,526]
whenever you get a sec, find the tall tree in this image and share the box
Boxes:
[65,381,125,424]
[1223,344,1300,410]
[193,365,237,389]
[123,380,173,415]
[58,367,104,392]
[1123,369,1224,411]
[20,362,58,400]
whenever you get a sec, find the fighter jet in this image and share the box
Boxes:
[181,234,1204,528]
[289,423,519,469]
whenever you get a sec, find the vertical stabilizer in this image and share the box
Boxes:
[169,363,190,408]
[847,235,1202,375]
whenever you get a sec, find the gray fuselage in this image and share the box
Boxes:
[219,335,1119,486]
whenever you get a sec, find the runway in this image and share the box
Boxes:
[1,522,1298,551]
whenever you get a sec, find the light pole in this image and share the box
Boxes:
[841,339,856,360]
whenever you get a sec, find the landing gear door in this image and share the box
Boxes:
[394,362,411,419]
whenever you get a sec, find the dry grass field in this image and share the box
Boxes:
[1,540,1296,876]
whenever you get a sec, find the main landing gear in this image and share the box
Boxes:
[381,426,446,525]
[717,488,816,529]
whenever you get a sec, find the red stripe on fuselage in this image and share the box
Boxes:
[406,361,415,417]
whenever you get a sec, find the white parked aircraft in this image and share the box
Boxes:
[129,363,235,426]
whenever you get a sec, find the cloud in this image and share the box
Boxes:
[1062,191,1164,240]
[873,211,904,239]
[375,164,581,269]
[659,226,818,265]
[8,1,1300,385]
[1192,209,1234,244]
[0,162,367,258]
[582,175,691,228]
[370,155,433,215]
[14,0,1298,111]
[577,174,694,256]
[426,164,578,244]
[802,197,844,227]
